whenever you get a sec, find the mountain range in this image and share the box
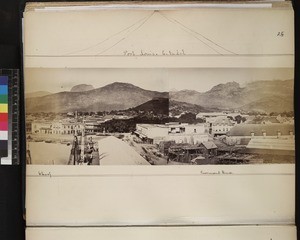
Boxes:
[70,84,94,92]
[25,91,52,99]
[25,79,293,113]
[170,80,293,113]
[26,82,168,113]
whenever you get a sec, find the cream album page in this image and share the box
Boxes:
[23,1,295,239]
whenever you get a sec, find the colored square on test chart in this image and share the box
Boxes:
[0,76,8,157]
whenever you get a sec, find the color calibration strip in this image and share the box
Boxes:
[0,69,19,165]
[0,76,8,160]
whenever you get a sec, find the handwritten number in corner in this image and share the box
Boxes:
[277,31,284,37]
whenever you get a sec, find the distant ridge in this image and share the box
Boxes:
[170,79,293,113]
[26,79,293,114]
[25,91,52,99]
[169,100,220,116]
[26,82,168,113]
[71,84,94,92]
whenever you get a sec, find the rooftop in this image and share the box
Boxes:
[197,112,226,117]
[32,120,52,124]
[246,138,295,151]
[227,123,294,137]
[200,141,218,150]
[97,136,150,165]
[137,123,204,129]
[39,127,52,130]
[212,116,234,126]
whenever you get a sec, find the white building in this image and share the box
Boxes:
[196,112,227,122]
[60,121,83,135]
[51,121,62,134]
[209,116,234,136]
[32,120,83,135]
[196,111,247,125]
[135,123,208,144]
[31,121,52,134]
[135,124,169,144]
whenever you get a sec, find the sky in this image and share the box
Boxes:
[25,68,294,94]
[25,8,294,56]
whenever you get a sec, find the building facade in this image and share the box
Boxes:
[209,116,234,136]
[135,123,208,144]
[31,120,83,135]
[31,121,53,134]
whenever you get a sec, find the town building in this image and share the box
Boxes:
[245,137,295,163]
[31,121,53,134]
[209,116,235,136]
[31,119,83,135]
[26,121,32,133]
[135,124,169,144]
[168,144,202,163]
[196,112,227,122]
[158,140,176,155]
[246,137,295,155]
[225,123,295,162]
[135,123,208,145]
[60,120,83,135]
[227,123,294,138]
[84,120,102,134]
[198,141,218,156]
[276,115,294,124]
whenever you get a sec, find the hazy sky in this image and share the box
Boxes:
[25,8,294,56]
[25,68,294,93]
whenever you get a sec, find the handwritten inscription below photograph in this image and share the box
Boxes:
[25,68,295,165]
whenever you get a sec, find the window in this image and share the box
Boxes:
[194,129,197,133]
[169,127,176,133]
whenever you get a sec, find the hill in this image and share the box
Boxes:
[25,91,52,99]
[70,84,94,92]
[26,82,168,113]
[169,100,220,116]
[240,95,293,113]
[26,79,293,114]
[170,80,293,113]
[133,97,169,115]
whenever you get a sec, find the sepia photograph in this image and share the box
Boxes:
[25,68,294,165]
[23,3,295,232]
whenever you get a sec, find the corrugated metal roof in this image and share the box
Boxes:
[246,138,295,151]
[201,141,218,149]
[98,136,150,165]
[228,123,294,136]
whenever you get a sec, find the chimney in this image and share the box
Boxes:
[277,130,281,138]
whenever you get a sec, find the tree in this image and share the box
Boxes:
[178,112,196,123]
[234,115,242,124]
[269,112,278,116]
